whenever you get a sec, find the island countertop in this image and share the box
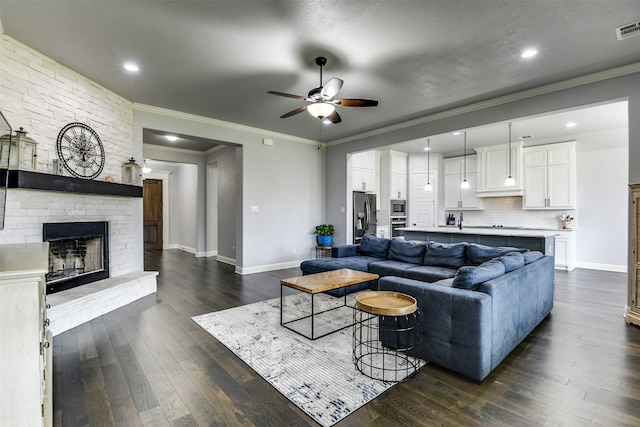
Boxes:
[397,226,569,238]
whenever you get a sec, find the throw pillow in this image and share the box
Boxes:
[497,251,525,272]
[452,259,506,290]
[387,238,426,264]
[422,241,467,268]
[358,234,391,258]
[466,243,528,265]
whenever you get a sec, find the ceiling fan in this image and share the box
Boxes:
[267,56,379,124]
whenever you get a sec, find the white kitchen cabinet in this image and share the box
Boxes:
[475,142,523,197]
[443,155,482,210]
[0,242,52,427]
[554,231,576,271]
[383,150,407,200]
[379,150,408,226]
[352,150,378,192]
[523,141,576,209]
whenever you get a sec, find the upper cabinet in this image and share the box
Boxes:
[352,150,377,192]
[475,142,523,197]
[443,155,482,210]
[523,141,576,209]
[380,150,407,200]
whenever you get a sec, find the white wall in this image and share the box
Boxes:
[174,163,198,252]
[576,128,628,270]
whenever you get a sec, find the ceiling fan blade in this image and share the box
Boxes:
[325,110,342,124]
[267,90,306,100]
[280,105,308,118]
[334,98,379,107]
[321,78,344,100]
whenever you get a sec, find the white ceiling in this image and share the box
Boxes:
[0,1,637,154]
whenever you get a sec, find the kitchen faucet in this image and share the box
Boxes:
[458,212,463,230]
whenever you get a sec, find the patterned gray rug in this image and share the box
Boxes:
[192,292,424,426]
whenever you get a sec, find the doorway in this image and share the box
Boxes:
[143,178,163,250]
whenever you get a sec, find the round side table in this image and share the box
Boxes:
[352,291,421,382]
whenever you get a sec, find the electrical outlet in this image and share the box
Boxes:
[293,248,297,254]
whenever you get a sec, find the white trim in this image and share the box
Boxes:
[235,260,302,275]
[327,62,640,147]
[575,262,627,273]
[177,245,197,254]
[134,103,319,146]
[199,250,218,258]
[216,255,236,266]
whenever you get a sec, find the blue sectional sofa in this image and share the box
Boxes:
[300,234,555,381]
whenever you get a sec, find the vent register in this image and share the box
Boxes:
[616,20,640,40]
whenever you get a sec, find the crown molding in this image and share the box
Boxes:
[327,62,640,147]
[134,103,318,146]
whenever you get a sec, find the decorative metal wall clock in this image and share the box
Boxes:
[56,122,105,179]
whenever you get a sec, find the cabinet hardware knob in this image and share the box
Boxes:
[46,304,51,309]
[42,341,50,348]
[43,319,50,327]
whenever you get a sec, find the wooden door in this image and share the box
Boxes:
[143,179,163,250]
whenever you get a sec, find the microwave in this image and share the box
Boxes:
[390,199,406,216]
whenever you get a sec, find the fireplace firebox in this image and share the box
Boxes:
[43,221,109,294]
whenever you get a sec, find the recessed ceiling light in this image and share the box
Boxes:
[566,122,577,128]
[452,131,461,136]
[165,135,178,142]
[423,146,430,151]
[123,62,140,72]
[521,49,538,59]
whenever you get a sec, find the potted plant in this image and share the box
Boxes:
[315,224,335,247]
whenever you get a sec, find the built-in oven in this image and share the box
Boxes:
[390,199,406,216]
[391,216,406,237]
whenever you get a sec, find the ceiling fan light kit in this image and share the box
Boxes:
[307,102,335,118]
[267,56,378,124]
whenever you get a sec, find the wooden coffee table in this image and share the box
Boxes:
[280,269,379,340]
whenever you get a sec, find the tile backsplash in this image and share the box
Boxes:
[443,197,576,230]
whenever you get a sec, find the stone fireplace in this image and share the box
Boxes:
[43,221,109,294]
[2,177,157,336]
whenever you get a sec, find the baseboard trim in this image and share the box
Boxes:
[574,262,627,273]
[216,255,236,266]
[236,260,301,275]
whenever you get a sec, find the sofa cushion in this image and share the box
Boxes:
[404,265,458,282]
[452,259,506,290]
[368,260,418,277]
[423,241,467,268]
[358,234,391,258]
[496,251,525,272]
[300,256,380,274]
[387,238,426,264]
[523,251,544,264]
[466,243,528,265]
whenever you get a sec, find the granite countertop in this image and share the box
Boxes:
[397,226,573,238]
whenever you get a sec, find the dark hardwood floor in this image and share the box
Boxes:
[53,249,640,426]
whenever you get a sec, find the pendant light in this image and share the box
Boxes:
[460,131,470,189]
[424,138,432,191]
[505,122,516,186]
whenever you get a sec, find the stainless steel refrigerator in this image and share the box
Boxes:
[353,192,377,244]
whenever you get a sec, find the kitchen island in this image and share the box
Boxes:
[398,226,557,256]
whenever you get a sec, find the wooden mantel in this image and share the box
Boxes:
[1,169,142,197]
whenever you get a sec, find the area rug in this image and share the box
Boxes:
[192,292,425,426]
